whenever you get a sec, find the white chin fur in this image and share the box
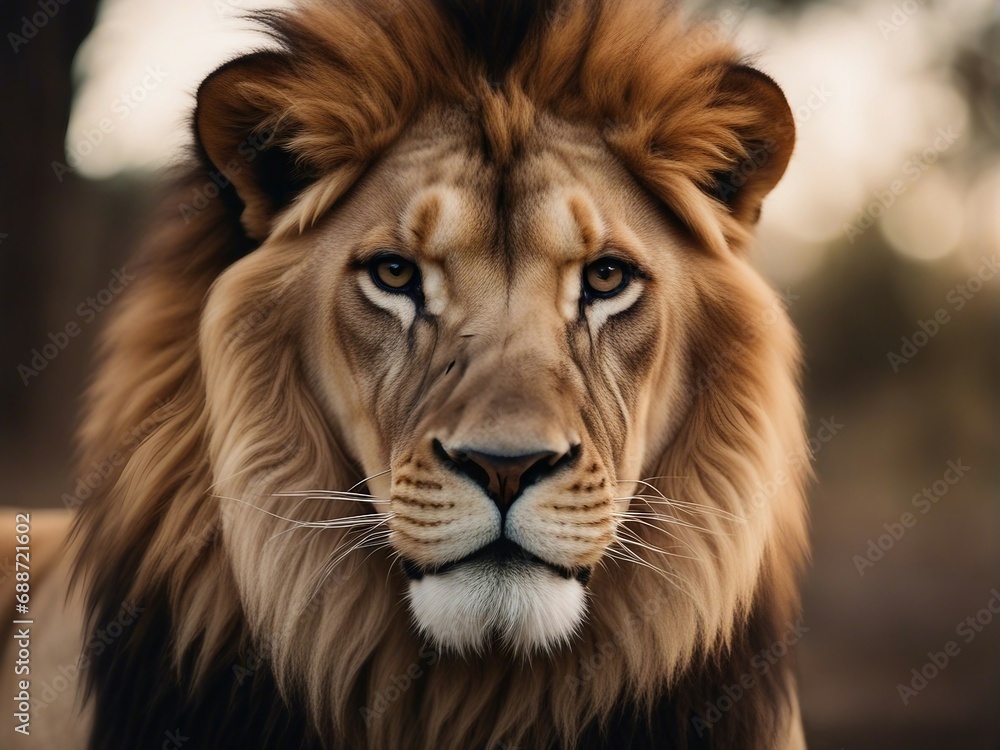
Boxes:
[407,561,587,655]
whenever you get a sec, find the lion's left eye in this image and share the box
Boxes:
[583,257,631,299]
[371,253,419,294]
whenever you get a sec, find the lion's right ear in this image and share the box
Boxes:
[195,52,316,240]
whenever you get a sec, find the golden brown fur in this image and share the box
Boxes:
[58,1,809,748]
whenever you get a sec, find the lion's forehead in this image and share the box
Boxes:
[369,112,660,278]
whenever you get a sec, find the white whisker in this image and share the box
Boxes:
[615,500,729,535]
[216,494,392,530]
[628,494,745,522]
[604,544,697,603]
[305,521,393,602]
[615,530,699,562]
[613,520,701,560]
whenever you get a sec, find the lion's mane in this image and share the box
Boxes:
[72,1,809,748]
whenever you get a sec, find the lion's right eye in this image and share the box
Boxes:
[370,254,419,294]
[583,257,631,300]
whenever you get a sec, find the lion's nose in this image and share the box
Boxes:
[434,441,578,511]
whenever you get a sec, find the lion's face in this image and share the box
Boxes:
[290,111,691,652]
[181,0,803,689]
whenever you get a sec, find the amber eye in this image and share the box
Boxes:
[583,257,630,299]
[371,254,418,293]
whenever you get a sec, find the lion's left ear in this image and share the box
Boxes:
[708,65,796,225]
[195,52,318,241]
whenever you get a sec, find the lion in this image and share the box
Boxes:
[1,0,810,747]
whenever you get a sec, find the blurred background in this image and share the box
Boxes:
[1,0,997,747]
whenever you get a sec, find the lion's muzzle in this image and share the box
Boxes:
[432,439,581,514]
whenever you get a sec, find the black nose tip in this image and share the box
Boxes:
[433,441,578,510]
